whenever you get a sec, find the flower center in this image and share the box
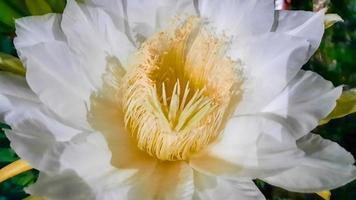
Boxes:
[121,17,242,161]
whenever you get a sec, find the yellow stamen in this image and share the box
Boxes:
[121,17,242,161]
[0,160,32,183]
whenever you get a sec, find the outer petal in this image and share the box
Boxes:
[273,9,326,58]
[61,0,135,89]
[127,162,194,200]
[85,0,126,31]
[190,115,304,178]
[193,171,265,200]
[263,70,342,139]
[18,41,92,130]
[5,109,79,170]
[14,13,93,129]
[13,14,65,48]
[37,132,193,200]
[198,0,275,37]
[263,134,356,192]
[125,0,196,44]
[26,170,95,200]
[0,72,37,107]
[35,132,138,199]
[0,73,80,169]
[229,33,311,115]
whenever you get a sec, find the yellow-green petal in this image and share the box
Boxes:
[320,89,356,125]
[324,13,343,29]
[0,53,26,76]
[317,190,331,200]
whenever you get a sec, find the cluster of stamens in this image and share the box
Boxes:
[120,17,242,161]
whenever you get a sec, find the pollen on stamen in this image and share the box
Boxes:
[120,17,242,161]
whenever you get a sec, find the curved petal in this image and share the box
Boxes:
[127,162,194,200]
[4,108,79,168]
[263,134,356,192]
[190,115,304,178]
[13,14,65,49]
[18,41,92,130]
[198,0,275,37]
[193,171,265,200]
[85,0,126,31]
[0,72,37,107]
[39,132,193,200]
[13,10,93,130]
[26,170,95,200]
[229,33,311,115]
[78,2,135,67]
[263,70,342,139]
[0,73,80,168]
[125,0,196,44]
[61,0,135,89]
[273,9,326,58]
[36,132,140,199]
[61,0,131,89]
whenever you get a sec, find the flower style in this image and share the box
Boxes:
[0,0,355,199]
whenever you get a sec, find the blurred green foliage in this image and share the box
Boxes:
[0,0,355,200]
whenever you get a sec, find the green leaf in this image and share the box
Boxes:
[47,0,66,13]
[0,148,17,162]
[11,171,37,186]
[0,22,14,34]
[25,0,52,15]
[320,89,356,125]
[5,0,30,16]
[0,53,26,76]
[0,1,23,27]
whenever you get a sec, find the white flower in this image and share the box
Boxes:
[0,0,355,199]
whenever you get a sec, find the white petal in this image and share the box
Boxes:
[126,0,196,44]
[193,171,265,200]
[3,106,79,169]
[79,3,135,67]
[38,132,142,199]
[89,89,156,171]
[85,0,126,31]
[273,9,325,58]
[263,70,342,139]
[61,0,134,89]
[39,132,192,200]
[263,134,356,192]
[0,73,79,168]
[0,72,37,106]
[198,0,275,37]
[190,115,304,178]
[13,14,65,49]
[18,41,92,130]
[127,162,194,200]
[26,170,95,200]
[229,33,311,115]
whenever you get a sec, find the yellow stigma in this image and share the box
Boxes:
[121,17,242,161]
